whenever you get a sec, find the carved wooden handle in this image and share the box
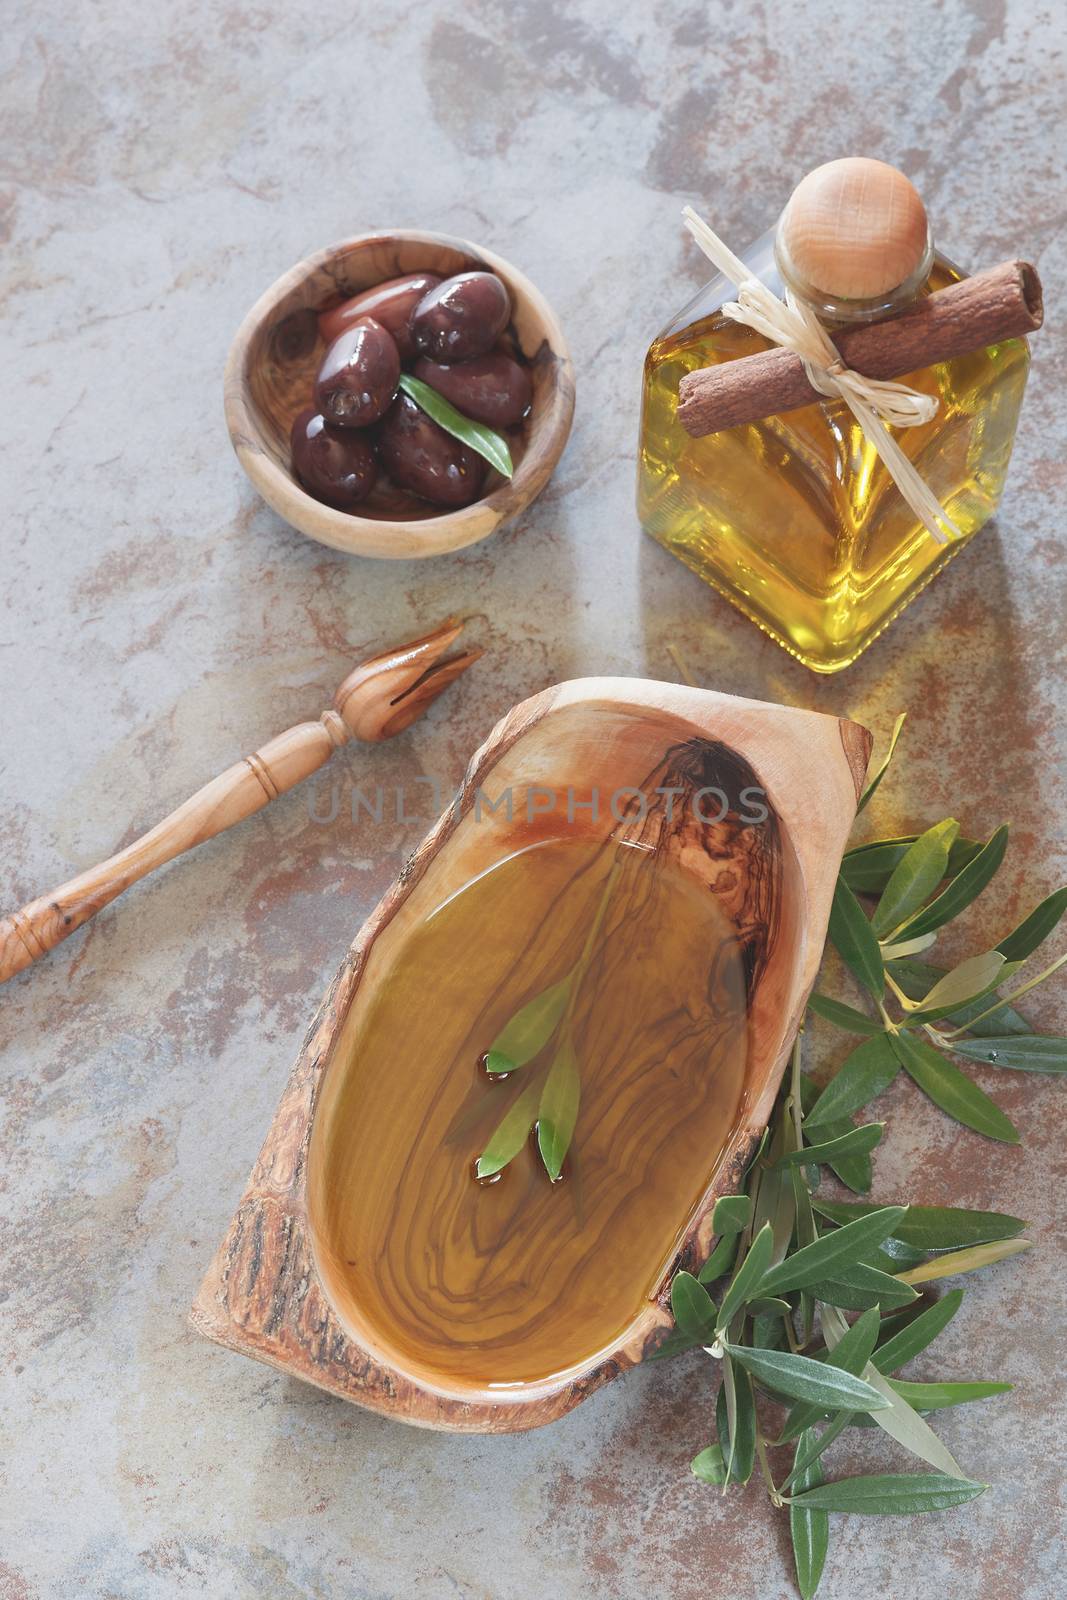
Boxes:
[0,718,347,983]
[0,618,479,985]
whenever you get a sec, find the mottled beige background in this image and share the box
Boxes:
[2,1,1065,1597]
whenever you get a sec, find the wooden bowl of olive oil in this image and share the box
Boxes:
[192,679,870,1431]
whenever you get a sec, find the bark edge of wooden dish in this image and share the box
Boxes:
[191,679,871,1431]
[224,230,575,559]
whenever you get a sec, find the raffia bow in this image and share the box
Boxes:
[682,205,959,544]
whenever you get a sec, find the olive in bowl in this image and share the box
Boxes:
[318,272,441,363]
[378,392,487,508]
[225,230,574,559]
[410,272,511,362]
[314,318,400,428]
[290,408,378,509]
[413,352,532,429]
[302,266,517,512]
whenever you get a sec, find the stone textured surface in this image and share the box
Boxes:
[2,2,1065,1597]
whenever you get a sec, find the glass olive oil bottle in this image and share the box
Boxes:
[637,159,1030,672]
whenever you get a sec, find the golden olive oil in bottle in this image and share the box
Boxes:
[637,159,1030,672]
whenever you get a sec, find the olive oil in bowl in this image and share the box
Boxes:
[308,833,751,1391]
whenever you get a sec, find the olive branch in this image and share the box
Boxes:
[664,713,1065,1598]
[474,857,624,1182]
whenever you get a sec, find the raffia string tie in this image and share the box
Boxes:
[681,205,960,545]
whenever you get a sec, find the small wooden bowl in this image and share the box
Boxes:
[224,231,575,559]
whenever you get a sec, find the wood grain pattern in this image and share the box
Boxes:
[310,771,757,1388]
[192,680,870,1431]
[676,258,1043,438]
[226,231,575,558]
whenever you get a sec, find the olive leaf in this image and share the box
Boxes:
[841,837,918,896]
[774,1123,884,1169]
[724,1345,888,1413]
[811,1199,1026,1251]
[717,1363,756,1485]
[947,1034,1067,1072]
[712,1194,752,1233]
[485,975,572,1073]
[746,1296,794,1317]
[690,1444,728,1485]
[752,1157,797,1267]
[828,878,885,1000]
[778,1308,881,1441]
[864,1235,926,1269]
[807,992,884,1036]
[888,1032,1020,1143]
[855,711,906,813]
[996,886,1067,961]
[398,372,514,478]
[715,1222,775,1332]
[878,932,939,960]
[720,1350,740,1482]
[804,1034,900,1128]
[751,1313,787,1350]
[905,952,1019,1022]
[698,1232,739,1285]
[841,835,981,896]
[950,952,1066,1035]
[822,1303,970,1477]
[475,1080,540,1178]
[670,1271,718,1343]
[537,1035,581,1180]
[896,825,1009,939]
[757,1206,907,1296]
[784,1416,852,1495]
[790,1431,830,1600]
[889,958,1031,1036]
[809,1263,918,1312]
[872,1288,964,1373]
[888,1379,1012,1411]
[862,1373,967,1476]
[893,1238,1031,1285]
[802,1115,872,1193]
[785,1473,987,1516]
[871,819,959,938]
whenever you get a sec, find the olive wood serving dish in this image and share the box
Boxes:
[192,679,870,1431]
[225,230,575,558]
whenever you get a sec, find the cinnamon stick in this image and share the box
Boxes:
[676,259,1042,439]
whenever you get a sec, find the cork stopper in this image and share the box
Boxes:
[777,158,930,302]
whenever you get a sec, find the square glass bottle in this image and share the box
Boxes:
[637,160,1031,673]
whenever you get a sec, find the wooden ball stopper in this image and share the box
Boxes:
[778,158,929,301]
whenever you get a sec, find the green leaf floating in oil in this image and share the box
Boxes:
[484,977,572,1075]
[475,853,627,1182]
[536,1034,581,1181]
[474,1080,542,1179]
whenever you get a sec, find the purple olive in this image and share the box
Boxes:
[378,392,487,508]
[318,273,442,363]
[314,317,400,428]
[290,407,378,509]
[410,272,511,362]
[414,352,532,428]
